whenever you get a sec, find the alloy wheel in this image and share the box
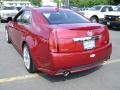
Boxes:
[23,45,31,70]
[5,30,9,42]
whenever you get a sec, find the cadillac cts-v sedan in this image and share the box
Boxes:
[5,7,112,76]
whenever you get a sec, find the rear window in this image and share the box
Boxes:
[42,11,90,24]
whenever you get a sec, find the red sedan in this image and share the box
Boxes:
[5,7,112,76]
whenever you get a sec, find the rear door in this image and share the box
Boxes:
[12,10,31,52]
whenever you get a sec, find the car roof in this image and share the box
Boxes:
[93,5,113,7]
[23,7,72,12]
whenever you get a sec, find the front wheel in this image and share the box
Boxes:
[90,16,99,23]
[0,19,5,23]
[5,30,11,43]
[23,44,36,73]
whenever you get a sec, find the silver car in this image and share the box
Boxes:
[0,6,18,22]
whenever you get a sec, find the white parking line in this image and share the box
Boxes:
[103,59,120,65]
[0,59,120,84]
[0,74,39,84]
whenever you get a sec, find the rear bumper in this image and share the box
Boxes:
[102,20,120,27]
[39,43,112,76]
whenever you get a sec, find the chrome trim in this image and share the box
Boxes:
[73,35,102,42]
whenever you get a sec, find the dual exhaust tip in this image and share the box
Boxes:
[63,70,70,77]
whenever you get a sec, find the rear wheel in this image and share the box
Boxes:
[108,25,112,29]
[23,44,36,73]
[0,19,5,23]
[90,16,99,23]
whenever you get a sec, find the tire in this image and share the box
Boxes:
[23,44,36,73]
[90,16,99,23]
[0,17,1,23]
[0,19,4,23]
[0,19,2,23]
[5,30,11,43]
[108,25,112,29]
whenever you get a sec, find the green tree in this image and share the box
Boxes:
[112,0,120,5]
[30,0,41,6]
[69,0,115,7]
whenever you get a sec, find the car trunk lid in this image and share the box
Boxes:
[55,23,109,53]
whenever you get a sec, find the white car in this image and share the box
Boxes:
[0,6,18,22]
[103,6,120,28]
[79,5,114,23]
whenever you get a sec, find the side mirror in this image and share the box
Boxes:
[7,17,13,22]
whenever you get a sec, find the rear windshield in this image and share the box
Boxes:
[42,11,90,24]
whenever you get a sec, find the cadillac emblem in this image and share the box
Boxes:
[87,31,93,36]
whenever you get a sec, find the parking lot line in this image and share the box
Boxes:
[0,59,120,84]
[103,59,120,65]
[0,74,39,84]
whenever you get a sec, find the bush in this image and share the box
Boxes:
[69,0,116,7]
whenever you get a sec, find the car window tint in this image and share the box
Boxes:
[108,7,113,11]
[20,11,31,24]
[42,11,90,24]
[101,7,108,12]
[101,6,113,12]
[16,14,23,22]
[14,11,24,22]
[117,7,120,11]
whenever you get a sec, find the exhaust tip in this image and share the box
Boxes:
[63,71,70,77]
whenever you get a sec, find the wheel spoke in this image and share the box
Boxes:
[23,46,30,69]
[5,30,8,42]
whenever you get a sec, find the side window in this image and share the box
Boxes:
[101,7,109,12]
[16,14,23,22]
[15,10,31,24]
[108,7,113,11]
[14,10,24,22]
[21,11,31,24]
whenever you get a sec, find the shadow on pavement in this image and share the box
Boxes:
[109,27,120,31]
[37,65,102,82]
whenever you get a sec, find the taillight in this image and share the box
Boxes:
[49,30,58,53]
[103,25,110,44]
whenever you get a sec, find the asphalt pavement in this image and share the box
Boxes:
[0,23,120,90]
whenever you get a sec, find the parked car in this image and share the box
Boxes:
[70,7,80,12]
[0,6,18,22]
[79,5,114,23]
[103,6,120,28]
[79,7,91,11]
[5,7,112,76]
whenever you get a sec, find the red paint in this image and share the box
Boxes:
[6,7,112,76]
